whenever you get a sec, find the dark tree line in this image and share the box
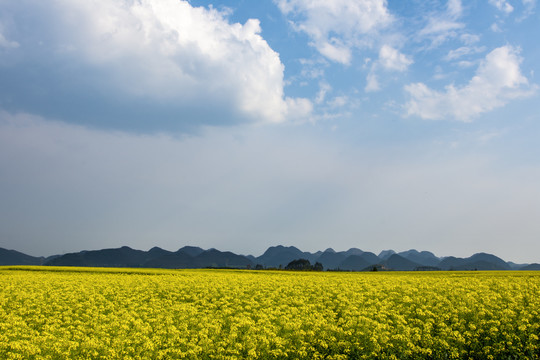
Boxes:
[285,259,323,271]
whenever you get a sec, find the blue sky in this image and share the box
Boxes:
[1,0,539,262]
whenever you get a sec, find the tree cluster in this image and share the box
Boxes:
[285,259,323,271]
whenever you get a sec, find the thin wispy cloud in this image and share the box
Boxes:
[489,0,514,14]
[444,46,486,61]
[417,0,465,47]
[275,0,392,64]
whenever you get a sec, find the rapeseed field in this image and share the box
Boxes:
[0,267,538,359]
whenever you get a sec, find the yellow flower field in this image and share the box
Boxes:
[0,267,539,359]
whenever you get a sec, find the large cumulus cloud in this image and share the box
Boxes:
[0,0,311,132]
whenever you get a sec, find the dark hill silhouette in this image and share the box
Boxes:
[45,246,253,269]
[338,255,372,271]
[357,251,380,265]
[384,254,421,271]
[468,253,511,270]
[459,260,505,271]
[439,253,511,271]
[147,246,171,257]
[142,251,195,269]
[398,250,440,267]
[378,250,396,261]
[345,248,364,256]
[316,250,348,269]
[193,249,253,268]
[520,263,540,270]
[438,256,466,270]
[1,245,537,271]
[256,245,317,268]
[314,248,379,270]
[508,261,528,270]
[177,246,204,257]
[46,246,154,267]
[0,248,44,265]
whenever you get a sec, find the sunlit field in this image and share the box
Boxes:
[1,267,539,359]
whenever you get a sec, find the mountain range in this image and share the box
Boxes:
[1,245,539,271]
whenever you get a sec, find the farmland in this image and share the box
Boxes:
[0,267,539,359]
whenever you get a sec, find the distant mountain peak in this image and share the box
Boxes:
[471,252,492,257]
[400,249,419,255]
[0,248,45,266]
[385,254,422,271]
[261,245,301,256]
[346,248,364,255]
[378,250,396,260]
[177,246,204,257]
[324,248,335,253]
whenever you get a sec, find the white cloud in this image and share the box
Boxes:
[460,34,481,45]
[405,45,536,121]
[489,0,514,13]
[365,72,380,92]
[444,46,486,61]
[317,40,352,64]
[275,0,392,64]
[315,82,332,104]
[378,45,413,71]
[418,0,466,47]
[419,20,464,47]
[284,97,314,121]
[364,45,412,92]
[298,58,326,79]
[0,0,311,129]
[327,96,348,108]
[0,32,19,48]
[447,0,463,17]
[490,22,503,32]
[457,60,477,68]
[522,0,537,10]
[420,20,464,36]
[518,0,536,20]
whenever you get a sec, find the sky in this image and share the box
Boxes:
[1,0,539,263]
